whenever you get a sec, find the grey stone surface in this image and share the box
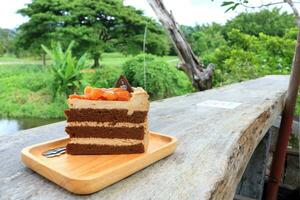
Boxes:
[0,75,289,200]
[236,131,271,200]
[284,153,300,186]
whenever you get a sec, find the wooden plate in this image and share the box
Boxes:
[21,131,177,194]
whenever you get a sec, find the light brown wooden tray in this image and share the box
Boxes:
[21,131,177,194]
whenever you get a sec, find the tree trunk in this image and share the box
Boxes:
[93,53,100,68]
[147,0,214,91]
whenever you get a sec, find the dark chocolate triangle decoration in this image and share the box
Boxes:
[115,75,133,93]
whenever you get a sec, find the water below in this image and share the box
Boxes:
[0,118,64,136]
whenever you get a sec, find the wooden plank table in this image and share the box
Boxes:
[0,75,289,200]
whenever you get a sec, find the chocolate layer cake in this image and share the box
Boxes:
[64,87,149,155]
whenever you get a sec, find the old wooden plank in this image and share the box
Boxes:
[0,75,289,200]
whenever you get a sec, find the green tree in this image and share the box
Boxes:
[181,23,226,56]
[0,43,4,56]
[223,8,295,37]
[17,0,169,67]
[0,28,15,55]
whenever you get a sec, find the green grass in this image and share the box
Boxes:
[100,53,131,67]
[0,53,179,67]
[0,53,179,119]
[0,54,41,62]
[0,64,66,118]
[100,53,177,67]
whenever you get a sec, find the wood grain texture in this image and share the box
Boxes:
[0,75,289,200]
[21,132,177,194]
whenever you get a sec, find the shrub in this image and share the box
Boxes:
[87,65,123,88]
[207,29,295,87]
[42,41,89,98]
[122,54,193,99]
[223,8,295,37]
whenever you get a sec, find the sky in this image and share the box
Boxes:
[0,0,297,29]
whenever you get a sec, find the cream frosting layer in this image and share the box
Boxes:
[68,87,149,115]
[70,138,143,146]
[67,121,146,128]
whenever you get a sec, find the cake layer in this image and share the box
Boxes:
[65,109,147,123]
[66,143,145,155]
[65,126,145,139]
[67,121,146,128]
[69,137,143,145]
[68,87,149,115]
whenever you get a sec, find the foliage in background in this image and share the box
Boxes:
[0,8,300,119]
[222,8,295,37]
[207,29,295,86]
[0,54,298,119]
[181,23,226,57]
[84,65,123,88]
[0,28,15,56]
[0,53,181,119]
[16,0,170,67]
[42,41,89,98]
[123,54,194,100]
[181,9,297,87]
[0,64,66,118]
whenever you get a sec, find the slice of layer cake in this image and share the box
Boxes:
[64,78,149,155]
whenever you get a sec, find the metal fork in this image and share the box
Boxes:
[42,146,66,158]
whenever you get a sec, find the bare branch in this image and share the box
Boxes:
[237,1,300,9]
[240,1,286,9]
